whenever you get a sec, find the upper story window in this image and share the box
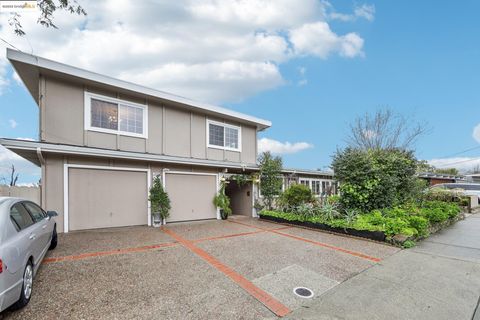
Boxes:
[85,92,148,138]
[207,120,241,152]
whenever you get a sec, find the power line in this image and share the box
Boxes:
[435,157,480,168]
[440,145,480,158]
[0,37,22,51]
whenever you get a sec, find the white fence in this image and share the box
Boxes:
[0,185,41,204]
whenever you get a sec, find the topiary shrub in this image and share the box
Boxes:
[279,184,314,210]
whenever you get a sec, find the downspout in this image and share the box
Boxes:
[36,147,46,207]
[36,147,45,166]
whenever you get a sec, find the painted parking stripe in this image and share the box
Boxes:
[42,242,178,264]
[228,220,381,263]
[192,226,291,243]
[162,227,291,317]
[192,230,264,243]
[42,227,292,264]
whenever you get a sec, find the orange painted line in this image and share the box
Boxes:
[268,226,292,231]
[228,220,381,263]
[192,230,264,243]
[43,242,178,264]
[41,228,290,265]
[162,227,291,317]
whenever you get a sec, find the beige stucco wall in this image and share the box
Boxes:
[40,75,258,165]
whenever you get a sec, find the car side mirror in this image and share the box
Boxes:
[46,211,58,218]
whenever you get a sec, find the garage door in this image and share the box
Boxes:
[68,168,148,231]
[165,173,217,222]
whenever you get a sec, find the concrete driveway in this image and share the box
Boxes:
[1,216,399,319]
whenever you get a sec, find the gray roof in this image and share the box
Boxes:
[282,168,334,177]
[417,172,466,180]
[7,48,271,130]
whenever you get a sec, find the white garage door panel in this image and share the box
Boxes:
[69,168,148,231]
[166,173,217,222]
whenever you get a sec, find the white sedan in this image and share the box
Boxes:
[0,197,57,312]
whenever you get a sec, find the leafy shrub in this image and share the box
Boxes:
[318,203,341,221]
[258,152,283,210]
[402,240,416,248]
[407,215,429,237]
[420,201,460,222]
[332,148,421,212]
[343,209,358,225]
[259,200,462,243]
[279,184,314,210]
[326,195,341,205]
[423,187,466,203]
[149,176,171,221]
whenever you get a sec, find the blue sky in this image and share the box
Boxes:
[0,0,479,183]
[230,0,480,171]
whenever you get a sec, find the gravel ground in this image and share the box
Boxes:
[49,226,175,258]
[164,219,256,241]
[197,230,375,283]
[1,246,272,320]
[0,216,398,319]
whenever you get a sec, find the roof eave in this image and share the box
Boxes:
[0,138,259,171]
[6,48,272,131]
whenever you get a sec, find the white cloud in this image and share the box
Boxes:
[15,137,35,141]
[354,4,376,21]
[472,123,480,143]
[0,0,369,104]
[8,119,17,128]
[0,145,40,184]
[258,138,313,154]
[289,22,364,59]
[429,157,480,173]
[329,3,375,22]
[297,66,307,86]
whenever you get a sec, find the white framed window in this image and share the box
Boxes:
[299,178,323,196]
[207,119,241,152]
[84,92,148,138]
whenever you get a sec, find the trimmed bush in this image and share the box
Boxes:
[279,184,314,209]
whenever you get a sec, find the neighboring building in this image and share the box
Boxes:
[0,49,335,233]
[465,174,480,184]
[282,169,336,197]
[417,172,466,186]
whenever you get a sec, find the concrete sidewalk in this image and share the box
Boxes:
[286,214,480,320]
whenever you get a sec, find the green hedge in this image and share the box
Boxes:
[260,200,461,239]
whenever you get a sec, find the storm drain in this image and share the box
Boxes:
[293,287,314,299]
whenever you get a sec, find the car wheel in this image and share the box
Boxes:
[10,261,33,310]
[49,225,57,250]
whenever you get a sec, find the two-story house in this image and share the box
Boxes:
[0,49,334,233]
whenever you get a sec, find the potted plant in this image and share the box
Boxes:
[213,184,232,220]
[149,176,171,227]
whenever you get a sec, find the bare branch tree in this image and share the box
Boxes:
[8,165,19,187]
[346,108,428,150]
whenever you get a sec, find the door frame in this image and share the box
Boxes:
[63,164,151,233]
[162,170,220,223]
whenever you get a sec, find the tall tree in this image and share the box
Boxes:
[346,108,427,150]
[258,152,283,210]
[9,0,86,36]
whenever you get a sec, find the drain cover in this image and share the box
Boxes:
[293,287,314,298]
